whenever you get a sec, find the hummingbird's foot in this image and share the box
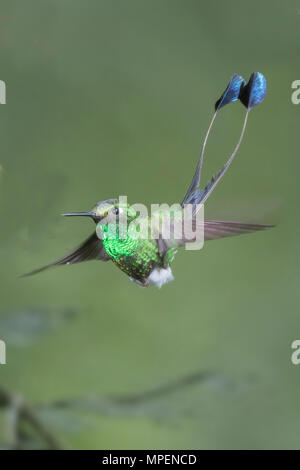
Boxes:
[129,267,174,288]
[128,277,151,288]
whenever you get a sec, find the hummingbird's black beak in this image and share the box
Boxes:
[61,211,97,221]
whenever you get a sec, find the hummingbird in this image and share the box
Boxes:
[23,72,272,288]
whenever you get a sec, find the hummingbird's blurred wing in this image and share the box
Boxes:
[21,232,110,277]
[157,219,273,255]
[203,220,273,240]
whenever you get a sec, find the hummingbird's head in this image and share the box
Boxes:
[62,199,136,224]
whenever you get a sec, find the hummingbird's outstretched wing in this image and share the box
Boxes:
[157,219,273,256]
[21,232,110,277]
[203,220,273,241]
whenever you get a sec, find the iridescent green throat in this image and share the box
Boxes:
[98,223,140,260]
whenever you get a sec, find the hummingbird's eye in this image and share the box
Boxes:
[113,207,119,215]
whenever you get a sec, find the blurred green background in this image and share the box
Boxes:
[0,0,299,449]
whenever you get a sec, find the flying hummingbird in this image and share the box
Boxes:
[23,72,272,287]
